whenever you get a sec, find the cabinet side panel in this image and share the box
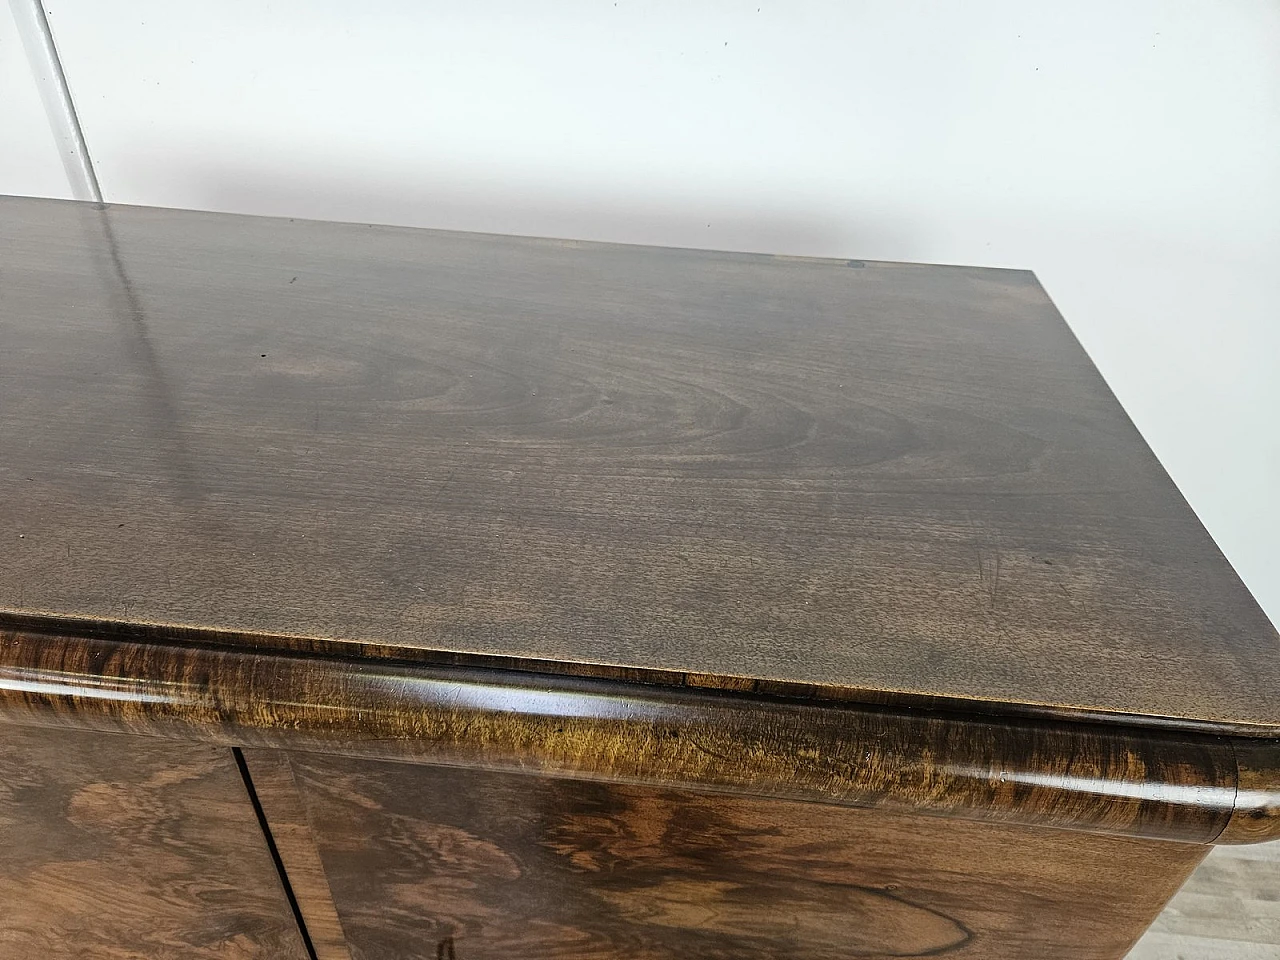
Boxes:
[0,724,310,959]
[288,754,1205,960]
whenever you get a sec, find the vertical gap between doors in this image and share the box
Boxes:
[233,746,321,960]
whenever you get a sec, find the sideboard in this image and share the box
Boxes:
[1,195,1276,959]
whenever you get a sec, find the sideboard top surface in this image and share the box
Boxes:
[2,196,1276,733]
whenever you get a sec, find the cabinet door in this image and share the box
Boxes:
[268,751,1205,960]
[0,724,310,960]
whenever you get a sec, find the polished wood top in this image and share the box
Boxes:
[2,196,1276,733]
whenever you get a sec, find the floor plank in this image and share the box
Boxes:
[1127,932,1280,960]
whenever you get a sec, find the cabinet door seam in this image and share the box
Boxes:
[233,746,321,960]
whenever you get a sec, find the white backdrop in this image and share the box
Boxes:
[5,0,1279,626]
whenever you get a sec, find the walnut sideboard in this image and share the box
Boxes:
[1,195,1277,960]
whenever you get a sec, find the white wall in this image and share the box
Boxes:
[7,0,1280,625]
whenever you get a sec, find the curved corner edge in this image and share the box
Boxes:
[1218,740,1280,844]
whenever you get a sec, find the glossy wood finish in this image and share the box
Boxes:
[241,751,353,960]
[2,195,1277,733]
[1221,742,1280,845]
[0,724,309,959]
[1,624,1276,845]
[283,755,1208,960]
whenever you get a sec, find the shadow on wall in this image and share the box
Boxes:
[172,163,920,260]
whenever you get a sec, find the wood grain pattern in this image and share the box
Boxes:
[241,750,354,960]
[284,754,1208,960]
[1,195,1276,733]
[1220,741,1280,844]
[3,625,1275,844]
[0,724,309,959]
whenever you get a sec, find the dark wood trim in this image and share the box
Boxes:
[0,624,1275,845]
[2,610,1276,740]
[1221,740,1280,844]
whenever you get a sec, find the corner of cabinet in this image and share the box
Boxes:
[1217,739,1280,844]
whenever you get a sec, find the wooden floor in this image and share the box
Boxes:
[1127,840,1280,959]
